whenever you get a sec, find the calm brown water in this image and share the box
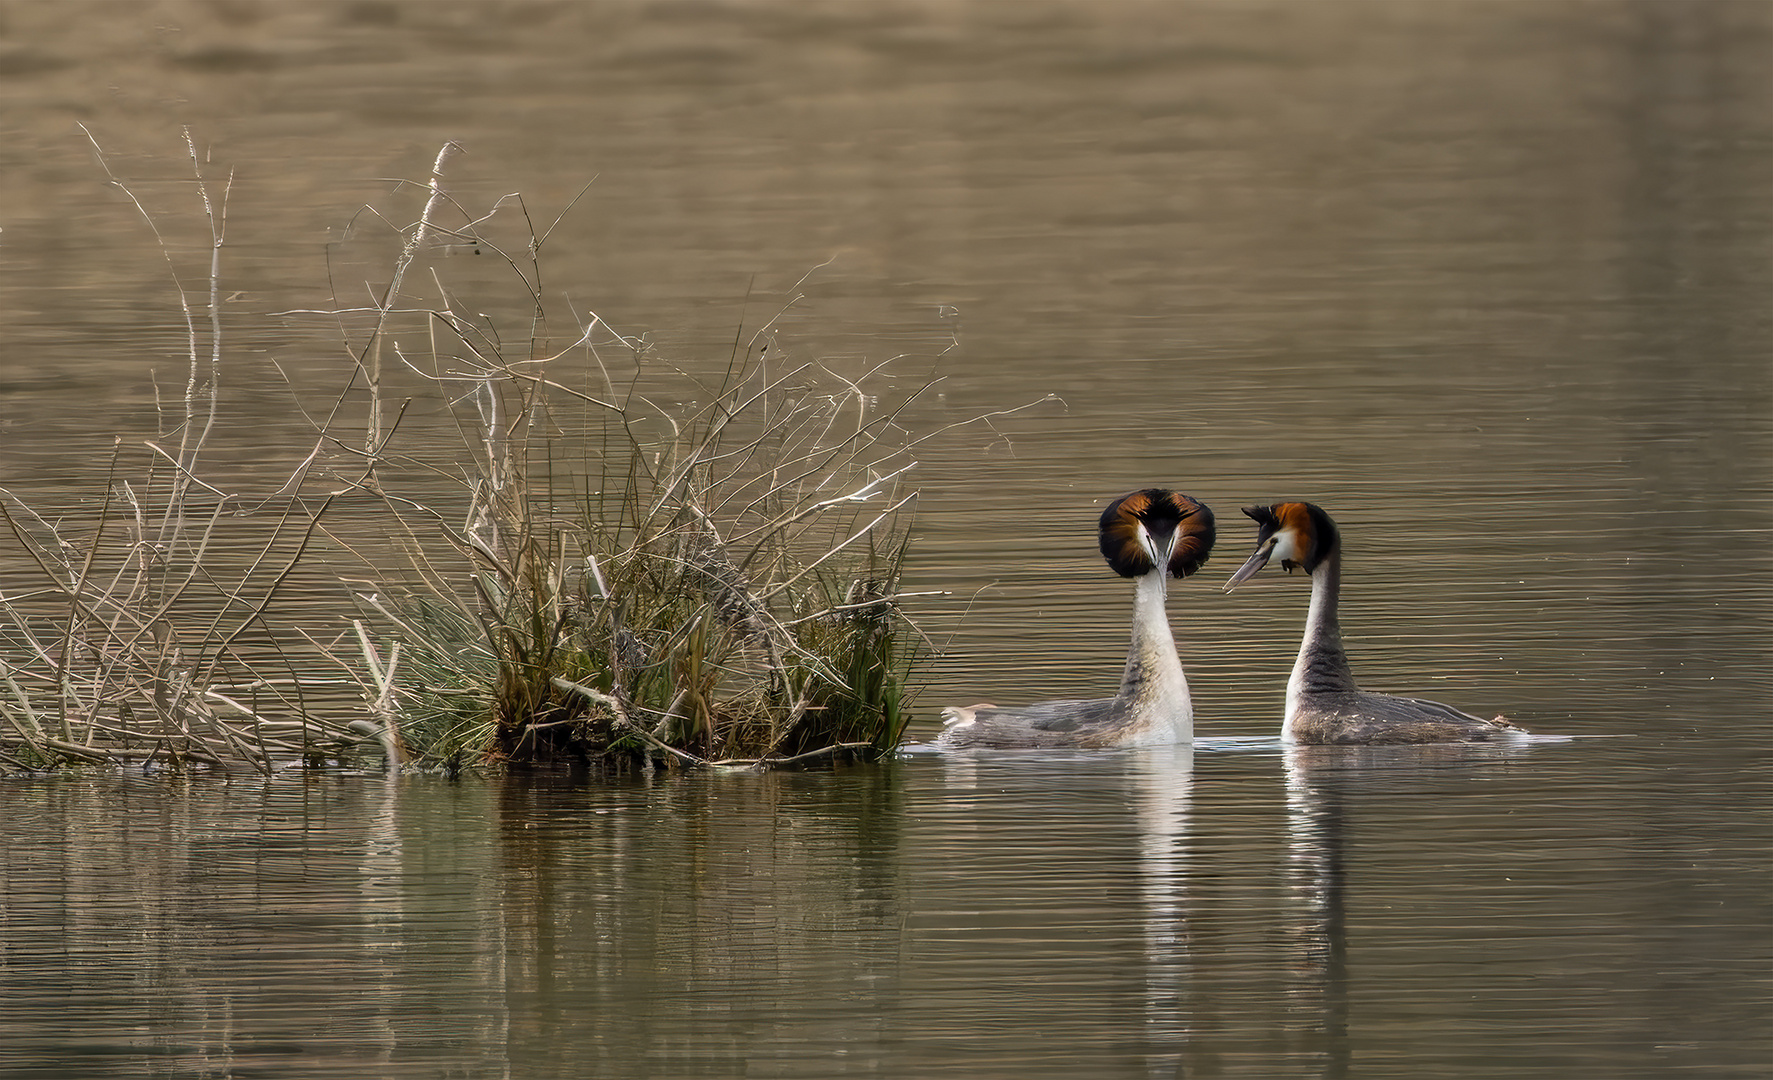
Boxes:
[1,1,1769,1076]
[1,743,1767,1079]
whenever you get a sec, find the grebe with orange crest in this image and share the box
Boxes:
[937,488,1214,749]
[1224,501,1526,745]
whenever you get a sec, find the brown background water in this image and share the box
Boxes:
[0,2,1769,1077]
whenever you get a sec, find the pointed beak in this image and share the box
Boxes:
[1222,541,1274,591]
[1156,526,1181,567]
[1141,522,1181,574]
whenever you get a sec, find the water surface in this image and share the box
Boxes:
[2,738,1766,1078]
[0,2,1768,1075]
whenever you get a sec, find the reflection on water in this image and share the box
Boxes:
[488,765,914,1078]
[1280,742,1549,1080]
[912,747,1197,1076]
[2,740,1764,1079]
[1283,747,1353,1080]
[1132,745,1193,1075]
[1275,739,1772,1078]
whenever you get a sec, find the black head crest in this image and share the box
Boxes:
[1099,488,1215,579]
[1240,504,1279,531]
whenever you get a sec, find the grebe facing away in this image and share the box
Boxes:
[1223,502,1526,745]
[936,489,1215,750]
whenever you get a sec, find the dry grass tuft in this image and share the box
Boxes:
[0,137,1045,775]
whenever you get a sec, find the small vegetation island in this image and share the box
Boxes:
[0,137,1035,777]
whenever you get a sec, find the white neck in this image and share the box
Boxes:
[1286,550,1358,727]
[1117,569,1192,745]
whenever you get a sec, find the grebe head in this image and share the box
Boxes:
[1222,501,1339,590]
[1098,489,1216,579]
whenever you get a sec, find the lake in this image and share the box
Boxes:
[0,1,1768,1076]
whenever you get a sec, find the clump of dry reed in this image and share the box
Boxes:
[320,144,962,771]
[0,136,1039,775]
[0,129,359,773]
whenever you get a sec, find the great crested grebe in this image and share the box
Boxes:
[1223,502,1526,745]
[936,488,1215,749]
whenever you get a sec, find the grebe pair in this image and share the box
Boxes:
[937,494,1524,749]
